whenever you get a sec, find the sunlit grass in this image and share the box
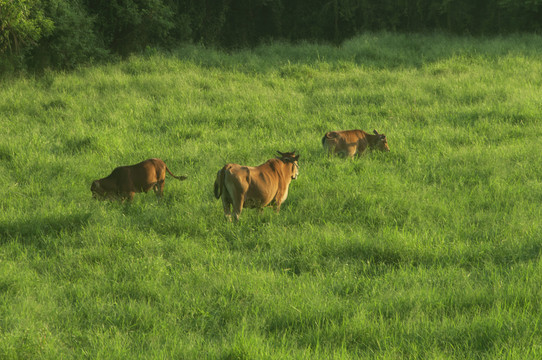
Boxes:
[1,33,542,358]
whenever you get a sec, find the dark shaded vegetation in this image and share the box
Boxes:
[0,213,91,244]
[1,0,542,74]
[0,145,13,162]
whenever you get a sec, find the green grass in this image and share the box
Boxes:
[1,32,542,358]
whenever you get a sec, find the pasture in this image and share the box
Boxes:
[1,33,542,358]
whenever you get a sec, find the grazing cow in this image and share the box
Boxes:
[322,129,389,158]
[214,151,300,222]
[91,158,187,202]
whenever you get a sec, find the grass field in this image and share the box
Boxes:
[1,32,542,358]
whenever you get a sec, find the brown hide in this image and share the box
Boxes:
[322,129,389,158]
[214,152,299,221]
[91,158,187,201]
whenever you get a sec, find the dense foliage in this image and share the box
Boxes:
[1,0,542,73]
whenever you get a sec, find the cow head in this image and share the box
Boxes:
[277,151,300,179]
[372,130,390,152]
[90,180,106,199]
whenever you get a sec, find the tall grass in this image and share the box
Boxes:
[1,33,542,358]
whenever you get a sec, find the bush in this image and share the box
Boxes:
[29,0,109,70]
[83,0,175,55]
[0,0,53,74]
[0,0,54,55]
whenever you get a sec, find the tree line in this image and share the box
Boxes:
[1,0,542,73]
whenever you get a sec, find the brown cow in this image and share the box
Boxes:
[91,158,187,202]
[214,151,300,222]
[322,129,389,158]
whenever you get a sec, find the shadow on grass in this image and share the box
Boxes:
[0,213,91,245]
[0,145,13,162]
[323,240,405,268]
[323,234,542,271]
[470,239,542,268]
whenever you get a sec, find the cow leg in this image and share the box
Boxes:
[232,195,245,222]
[272,194,282,213]
[356,143,368,157]
[152,183,159,198]
[328,144,337,158]
[325,145,333,157]
[222,197,233,222]
[154,180,165,201]
[274,200,282,213]
[346,146,357,159]
[120,192,135,203]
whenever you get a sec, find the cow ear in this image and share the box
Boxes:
[373,129,379,135]
[277,151,285,157]
[295,155,300,161]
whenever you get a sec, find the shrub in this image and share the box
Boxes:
[83,0,175,55]
[0,0,53,55]
[29,0,109,70]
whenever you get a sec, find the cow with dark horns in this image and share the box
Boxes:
[214,151,300,221]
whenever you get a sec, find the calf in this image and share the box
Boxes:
[322,129,389,158]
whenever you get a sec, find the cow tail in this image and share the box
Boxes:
[322,132,336,147]
[214,167,225,199]
[166,166,188,181]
